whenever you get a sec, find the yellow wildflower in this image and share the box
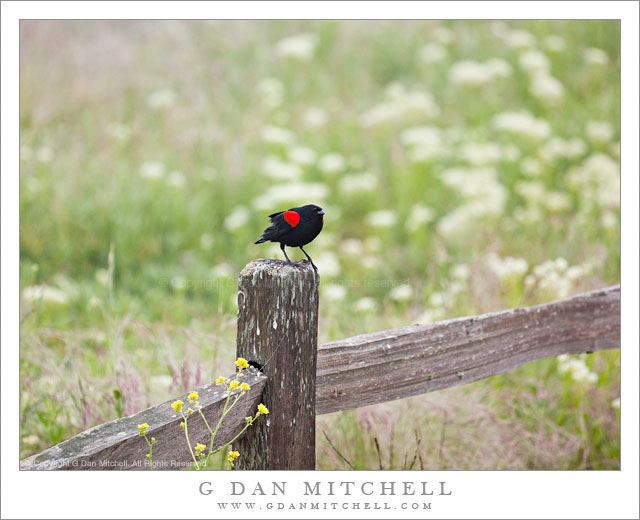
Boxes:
[171,400,184,413]
[187,407,194,416]
[257,403,269,415]
[216,376,226,385]
[137,423,149,435]
[194,442,206,456]
[180,422,186,430]
[227,450,240,464]
[240,382,250,391]
[236,357,249,370]
[245,416,253,425]
[229,380,239,390]
[188,390,199,403]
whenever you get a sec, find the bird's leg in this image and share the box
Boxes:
[299,246,318,272]
[280,242,292,264]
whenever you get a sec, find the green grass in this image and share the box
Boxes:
[19,20,620,469]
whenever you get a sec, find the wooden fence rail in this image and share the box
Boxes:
[20,259,620,471]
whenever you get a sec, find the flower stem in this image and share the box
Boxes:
[181,412,198,469]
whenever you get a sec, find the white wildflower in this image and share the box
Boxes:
[525,257,589,300]
[540,136,587,162]
[315,251,341,278]
[544,35,566,52]
[492,111,551,140]
[441,167,507,208]
[401,126,445,163]
[288,146,317,166]
[366,210,397,228]
[261,156,302,180]
[389,284,413,302]
[318,153,346,174]
[199,233,215,250]
[361,255,382,269]
[252,182,329,210]
[451,263,470,280]
[140,161,164,179]
[583,47,609,66]
[543,191,572,212]
[167,171,186,188]
[261,125,295,146]
[23,434,40,446]
[36,146,54,163]
[449,60,494,87]
[405,204,435,232]
[485,58,512,78]
[502,29,536,49]
[502,145,521,162]
[20,145,33,161]
[354,297,377,313]
[428,292,447,308]
[486,253,529,284]
[365,236,383,252]
[462,142,503,166]
[341,239,364,256]
[601,211,618,230]
[302,107,327,128]
[434,26,454,44]
[323,284,346,302]
[22,285,69,305]
[210,263,234,279]
[519,50,550,75]
[417,308,444,324]
[257,78,284,109]
[521,157,542,176]
[438,201,500,243]
[567,153,619,208]
[275,33,317,60]
[95,269,109,286]
[419,43,446,63]
[611,397,620,409]
[339,172,378,195]
[106,123,131,141]
[147,88,176,108]
[558,355,598,384]
[610,142,620,159]
[171,276,187,290]
[586,120,614,144]
[224,206,250,231]
[449,58,511,87]
[515,181,546,203]
[530,75,564,103]
[360,85,439,127]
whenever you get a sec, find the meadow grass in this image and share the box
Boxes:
[19,20,620,469]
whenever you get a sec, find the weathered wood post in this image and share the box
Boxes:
[235,259,319,469]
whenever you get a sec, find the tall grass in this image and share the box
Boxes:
[20,20,620,468]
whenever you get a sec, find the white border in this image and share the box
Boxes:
[2,2,638,519]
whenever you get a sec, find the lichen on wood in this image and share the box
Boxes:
[235,259,319,470]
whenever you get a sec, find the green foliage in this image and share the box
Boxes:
[20,20,619,469]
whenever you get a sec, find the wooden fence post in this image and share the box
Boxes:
[235,259,319,470]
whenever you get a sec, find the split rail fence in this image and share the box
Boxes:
[20,259,621,470]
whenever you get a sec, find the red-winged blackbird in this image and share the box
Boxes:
[255,204,325,271]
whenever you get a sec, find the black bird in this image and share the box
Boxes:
[254,204,325,271]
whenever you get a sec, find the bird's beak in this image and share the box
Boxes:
[318,209,325,215]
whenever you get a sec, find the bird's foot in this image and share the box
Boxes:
[307,260,318,272]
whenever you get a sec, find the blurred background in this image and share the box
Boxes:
[20,20,620,469]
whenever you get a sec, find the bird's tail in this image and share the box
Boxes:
[255,223,278,244]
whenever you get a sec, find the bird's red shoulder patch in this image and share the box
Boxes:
[283,210,300,227]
